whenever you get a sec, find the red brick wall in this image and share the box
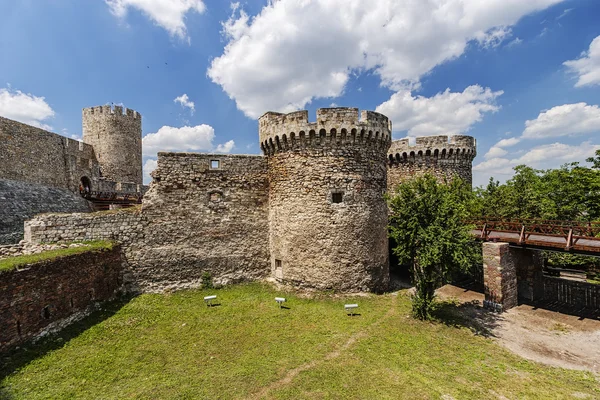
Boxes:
[0,246,122,352]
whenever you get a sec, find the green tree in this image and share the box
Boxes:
[388,175,480,320]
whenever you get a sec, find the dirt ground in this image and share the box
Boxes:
[436,285,600,374]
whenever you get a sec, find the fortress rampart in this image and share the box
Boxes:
[83,105,143,185]
[10,103,476,294]
[261,108,391,292]
[387,135,477,189]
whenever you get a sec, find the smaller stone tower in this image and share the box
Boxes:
[82,105,142,185]
[387,135,476,190]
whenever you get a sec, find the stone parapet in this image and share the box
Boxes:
[259,108,392,155]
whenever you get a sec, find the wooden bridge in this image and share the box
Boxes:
[469,219,600,256]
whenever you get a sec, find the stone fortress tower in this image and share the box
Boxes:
[259,108,392,292]
[82,105,143,185]
[387,135,477,190]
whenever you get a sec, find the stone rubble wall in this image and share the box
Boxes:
[482,242,518,311]
[139,153,270,291]
[0,246,122,353]
[0,116,100,192]
[25,153,270,293]
[0,179,91,245]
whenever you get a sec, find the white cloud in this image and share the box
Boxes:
[143,158,158,183]
[142,124,234,157]
[105,0,205,40]
[484,146,508,159]
[563,35,600,87]
[495,137,521,147]
[474,141,600,175]
[506,37,523,48]
[208,0,563,118]
[0,87,55,130]
[376,85,503,136]
[174,93,195,114]
[215,140,235,153]
[522,103,600,139]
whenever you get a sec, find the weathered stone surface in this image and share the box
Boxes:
[20,106,475,294]
[483,242,518,310]
[0,246,122,353]
[387,135,476,190]
[514,248,544,301]
[82,105,143,185]
[0,105,144,244]
[260,108,391,292]
[0,116,100,192]
[0,179,91,244]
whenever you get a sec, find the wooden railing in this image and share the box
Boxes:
[467,219,600,255]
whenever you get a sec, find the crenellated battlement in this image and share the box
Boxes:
[259,107,392,155]
[388,135,477,164]
[82,105,140,120]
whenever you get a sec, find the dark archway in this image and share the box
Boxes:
[80,176,91,193]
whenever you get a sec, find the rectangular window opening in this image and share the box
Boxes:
[332,192,343,204]
[275,259,282,270]
[210,160,220,169]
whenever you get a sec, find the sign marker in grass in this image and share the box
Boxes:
[275,297,286,308]
[344,303,358,316]
[204,295,217,307]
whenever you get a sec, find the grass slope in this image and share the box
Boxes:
[1,283,598,399]
[0,241,114,273]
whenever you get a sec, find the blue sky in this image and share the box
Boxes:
[0,0,599,186]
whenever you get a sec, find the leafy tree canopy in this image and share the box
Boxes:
[388,175,480,320]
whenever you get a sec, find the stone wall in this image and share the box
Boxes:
[26,153,270,292]
[514,248,544,301]
[0,116,100,192]
[139,153,270,291]
[82,105,143,185]
[0,179,91,244]
[0,246,122,353]
[260,108,391,292]
[387,135,476,190]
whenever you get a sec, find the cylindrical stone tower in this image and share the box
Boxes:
[387,135,476,191]
[82,105,142,185]
[259,107,392,292]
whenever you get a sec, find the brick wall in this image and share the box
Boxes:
[0,246,122,353]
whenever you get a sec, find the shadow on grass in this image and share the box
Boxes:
[0,295,134,382]
[431,299,503,338]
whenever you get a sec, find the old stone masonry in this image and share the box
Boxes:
[5,105,476,293]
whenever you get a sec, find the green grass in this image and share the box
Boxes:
[1,283,598,399]
[0,240,114,273]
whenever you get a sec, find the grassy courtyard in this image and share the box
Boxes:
[1,283,598,399]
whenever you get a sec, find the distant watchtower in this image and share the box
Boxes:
[387,135,477,190]
[259,108,392,292]
[82,105,142,185]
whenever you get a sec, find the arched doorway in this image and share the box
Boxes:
[80,176,91,194]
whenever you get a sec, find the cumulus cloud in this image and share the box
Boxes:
[174,93,195,114]
[474,141,600,175]
[105,0,205,40]
[0,87,55,130]
[495,137,521,147]
[376,85,503,136]
[142,124,234,157]
[208,0,563,118]
[522,103,600,139]
[563,35,600,87]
